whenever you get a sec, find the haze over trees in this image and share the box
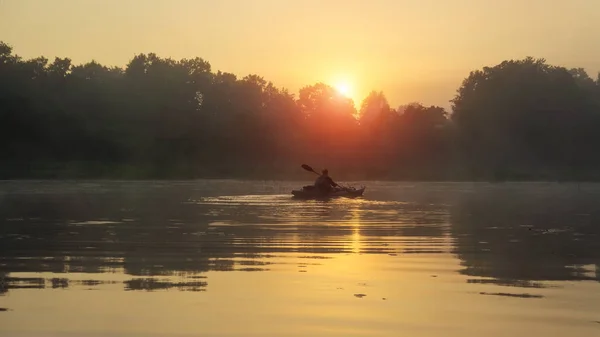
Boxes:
[2,41,600,180]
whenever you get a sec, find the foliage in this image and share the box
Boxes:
[2,41,600,180]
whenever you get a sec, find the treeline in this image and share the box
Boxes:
[1,41,600,180]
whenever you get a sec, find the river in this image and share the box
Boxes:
[0,180,599,336]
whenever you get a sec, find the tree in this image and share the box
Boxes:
[296,83,359,167]
[2,40,600,180]
[450,57,600,177]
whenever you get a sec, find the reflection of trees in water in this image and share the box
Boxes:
[0,182,451,294]
[0,272,8,295]
[124,278,207,292]
[0,275,207,293]
[0,188,235,279]
[450,186,600,285]
[0,183,234,294]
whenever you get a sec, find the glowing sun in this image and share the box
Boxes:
[335,82,352,97]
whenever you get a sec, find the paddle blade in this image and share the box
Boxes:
[301,164,314,172]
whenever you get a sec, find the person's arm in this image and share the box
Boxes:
[327,176,339,187]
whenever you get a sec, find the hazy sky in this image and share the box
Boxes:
[1,0,600,109]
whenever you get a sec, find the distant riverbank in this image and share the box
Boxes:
[2,160,600,182]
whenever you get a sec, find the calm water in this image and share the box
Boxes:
[1,180,599,336]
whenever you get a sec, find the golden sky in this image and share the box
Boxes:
[1,0,599,109]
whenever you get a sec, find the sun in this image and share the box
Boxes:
[334,82,352,98]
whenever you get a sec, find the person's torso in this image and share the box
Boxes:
[314,175,327,185]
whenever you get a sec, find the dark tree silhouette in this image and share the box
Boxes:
[1,42,599,180]
[451,57,600,180]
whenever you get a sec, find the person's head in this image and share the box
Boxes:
[321,169,329,176]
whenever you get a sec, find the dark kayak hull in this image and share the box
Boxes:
[291,186,366,199]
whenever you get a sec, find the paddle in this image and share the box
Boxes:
[301,164,320,176]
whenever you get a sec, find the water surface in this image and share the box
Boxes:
[1,181,599,336]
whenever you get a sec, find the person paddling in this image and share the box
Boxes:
[314,169,339,194]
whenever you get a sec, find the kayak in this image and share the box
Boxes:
[291,185,366,199]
